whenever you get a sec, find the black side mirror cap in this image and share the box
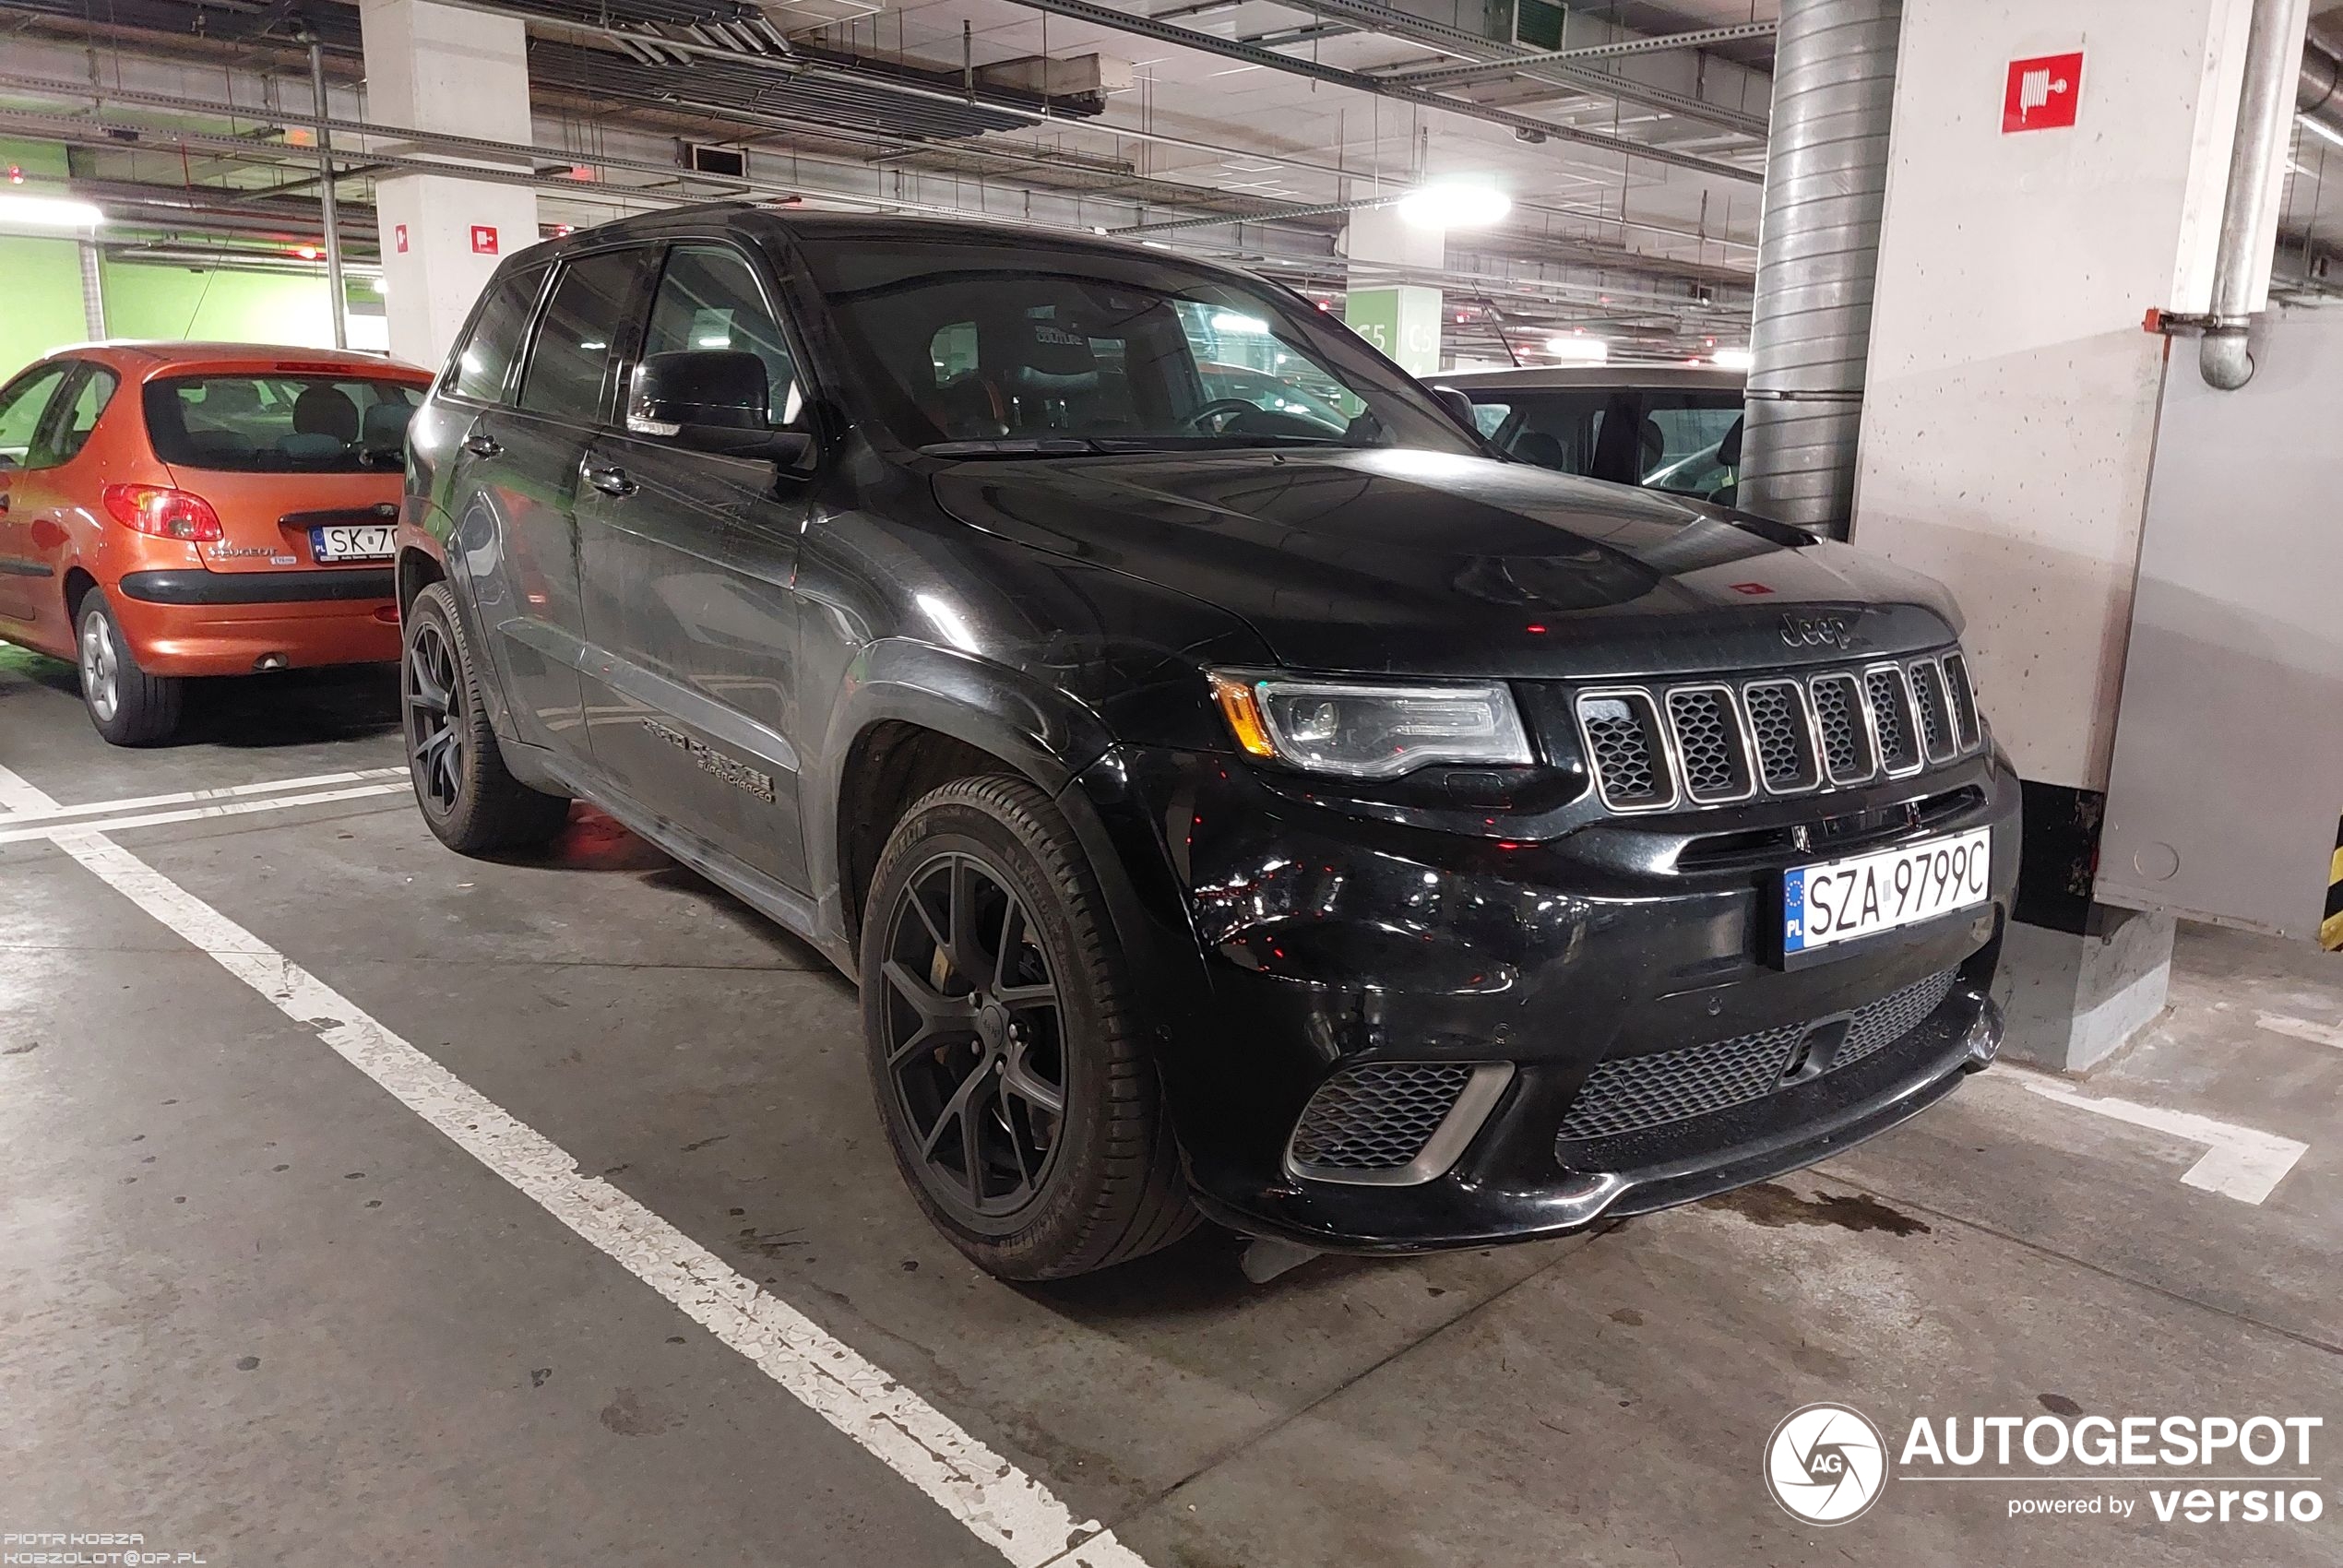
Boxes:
[627,350,816,472]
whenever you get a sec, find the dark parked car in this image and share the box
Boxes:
[1439,363,1746,505]
[395,206,2017,1280]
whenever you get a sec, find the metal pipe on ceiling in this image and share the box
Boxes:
[1735,0,1901,539]
[304,34,349,350]
[1374,19,1781,87]
[1291,0,1768,139]
[985,0,1761,184]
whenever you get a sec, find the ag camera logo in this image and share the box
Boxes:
[1766,1402,1889,1525]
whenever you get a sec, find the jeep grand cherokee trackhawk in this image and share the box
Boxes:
[394,206,2016,1280]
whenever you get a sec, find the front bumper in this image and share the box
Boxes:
[1073,742,2021,1253]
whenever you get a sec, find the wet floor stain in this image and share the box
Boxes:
[1608,1307,1645,1326]
[599,1387,680,1437]
[2039,1392,2083,1417]
[1701,1182,1932,1237]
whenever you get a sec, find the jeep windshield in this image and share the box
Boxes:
[802,235,1479,458]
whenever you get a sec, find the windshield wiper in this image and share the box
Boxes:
[918,437,1104,457]
[1088,434,1359,453]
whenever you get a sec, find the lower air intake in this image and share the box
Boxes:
[1555,969,1959,1143]
[1287,1061,1511,1185]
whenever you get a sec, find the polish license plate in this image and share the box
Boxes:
[311,524,395,563]
[1783,828,1992,954]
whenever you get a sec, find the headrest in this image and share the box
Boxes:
[291,385,359,443]
[363,400,415,451]
[1717,413,1743,467]
[197,380,261,418]
[1005,317,1099,393]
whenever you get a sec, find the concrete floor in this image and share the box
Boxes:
[2,648,2338,1566]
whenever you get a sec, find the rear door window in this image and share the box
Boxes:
[0,363,71,470]
[449,266,549,404]
[142,375,423,472]
[1481,390,1612,475]
[517,250,644,422]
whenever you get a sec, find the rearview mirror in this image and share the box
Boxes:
[627,350,815,469]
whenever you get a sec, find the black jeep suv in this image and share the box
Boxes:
[396,205,2016,1279]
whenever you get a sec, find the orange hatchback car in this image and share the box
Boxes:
[0,342,432,743]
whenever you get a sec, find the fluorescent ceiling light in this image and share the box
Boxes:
[1711,347,1754,370]
[1209,312,1269,335]
[1396,181,1511,231]
[0,192,103,230]
[1544,335,1609,363]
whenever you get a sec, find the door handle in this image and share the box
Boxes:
[462,433,503,458]
[585,464,637,498]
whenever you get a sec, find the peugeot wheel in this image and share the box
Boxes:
[77,589,183,746]
[401,582,570,853]
[861,775,1195,1280]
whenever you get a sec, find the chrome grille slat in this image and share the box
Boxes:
[1743,679,1822,793]
[1573,651,1984,814]
[1909,659,1958,764]
[1665,684,1755,803]
[1808,672,1876,785]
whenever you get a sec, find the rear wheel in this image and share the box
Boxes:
[77,590,183,746]
[861,775,1195,1280]
[401,582,570,853]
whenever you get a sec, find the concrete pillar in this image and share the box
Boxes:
[1849,0,2305,1069]
[1342,204,1445,376]
[359,0,540,370]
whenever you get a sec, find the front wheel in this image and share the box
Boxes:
[78,589,183,745]
[401,582,570,853]
[861,775,1195,1280]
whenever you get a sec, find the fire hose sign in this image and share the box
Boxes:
[2004,51,2083,132]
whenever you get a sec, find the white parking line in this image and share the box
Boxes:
[0,756,1147,1568]
[2016,1076,2307,1205]
[0,766,409,826]
[0,781,411,845]
[2256,1012,2343,1051]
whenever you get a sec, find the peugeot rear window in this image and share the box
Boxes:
[142,374,423,472]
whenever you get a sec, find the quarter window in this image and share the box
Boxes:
[0,363,70,470]
[518,251,641,421]
[52,366,119,463]
[642,245,803,427]
[450,266,546,404]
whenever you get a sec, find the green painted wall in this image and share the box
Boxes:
[0,136,365,378]
[101,262,337,346]
[0,138,86,383]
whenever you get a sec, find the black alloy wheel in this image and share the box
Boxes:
[404,616,465,816]
[859,775,1195,1279]
[398,581,571,853]
[879,850,1067,1219]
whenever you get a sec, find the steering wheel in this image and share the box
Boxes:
[1185,398,1263,434]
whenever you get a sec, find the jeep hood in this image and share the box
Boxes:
[928,447,1961,679]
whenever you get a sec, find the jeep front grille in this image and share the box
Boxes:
[1572,652,1983,815]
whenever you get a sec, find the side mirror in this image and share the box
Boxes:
[1429,385,1479,432]
[627,350,815,470]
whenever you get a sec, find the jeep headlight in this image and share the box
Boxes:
[1207,671,1533,779]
